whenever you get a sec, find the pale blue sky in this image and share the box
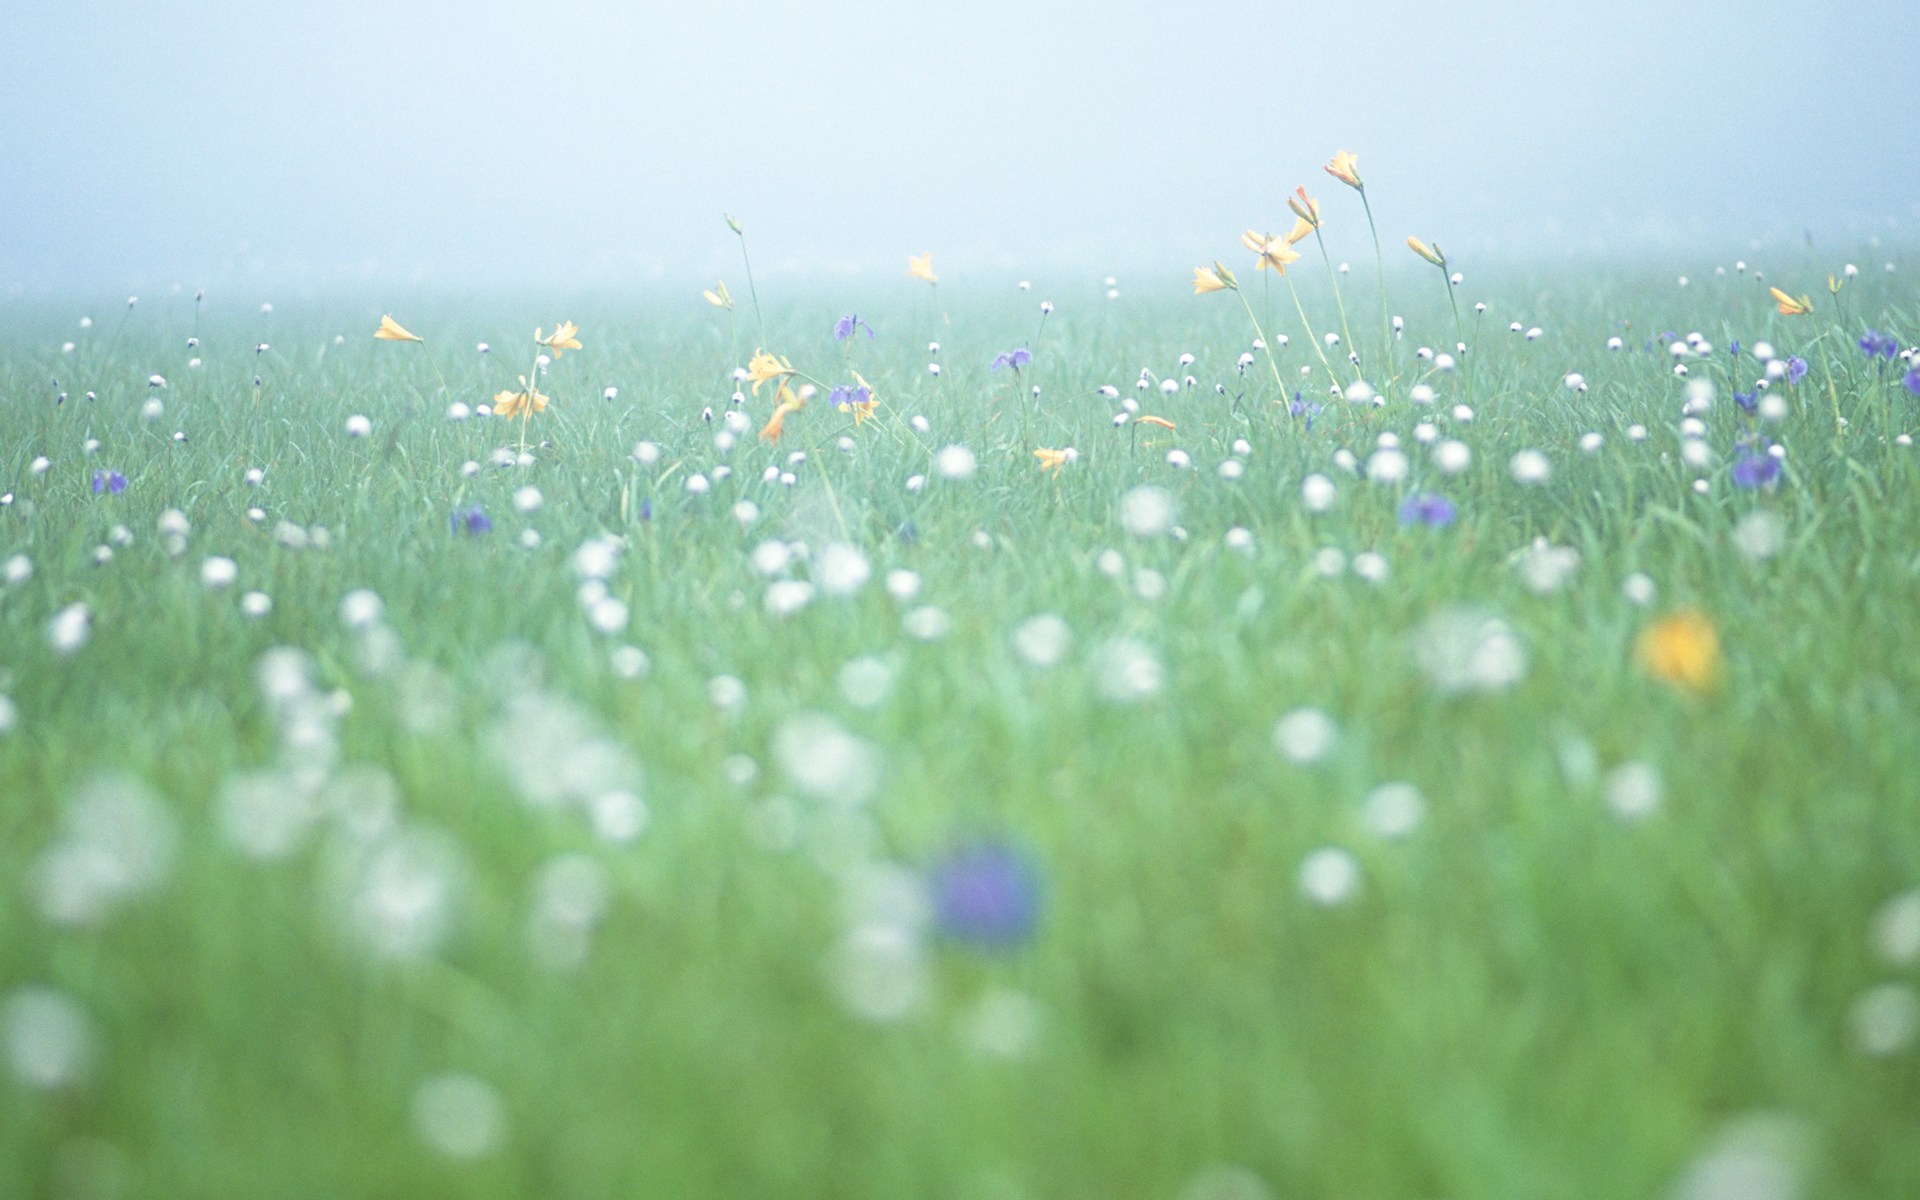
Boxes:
[3,0,1914,294]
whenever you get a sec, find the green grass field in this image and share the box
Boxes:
[2,253,1918,1198]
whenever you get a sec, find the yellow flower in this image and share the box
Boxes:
[536,321,583,356]
[759,380,805,442]
[373,314,423,343]
[1134,415,1176,431]
[1287,187,1322,230]
[745,349,796,395]
[907,252,938,284]
[1240,230,1301,274]
[1770,287,1812,316]
[703,280,734,309]
[1033,447,1070,473]
[1636,610,1723,694]
[1407,236,1446,267]
[1284,215,1316,246]
[1192,265,1232,294]
[1324,150,1362,189]
[842,371,880,425]
[493,377,549,420]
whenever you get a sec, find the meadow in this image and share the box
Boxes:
[2,199,1919,1199]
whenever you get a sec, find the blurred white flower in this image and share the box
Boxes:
[200,556,238,590]
[339,589,384,630]
[1013,614,1072,668]
[933,444,977,480]
[1273,708,1339,764]
[1510,449,1552,485]
[1515,538,1579,594]
[1365,448,1407,484]
[774,713,880,807]
[1603,761,1662,822]
[1118,485,1177,537]
[47,603,91,655]
[1433,439,1471,474]
[1298,847,1361,906]
[412,1073,508,1159]
[1413,607,1527,694]
[1091,638,1164,703]
[2,988,96,1090]
[1363,782,1426,839]
[815,543,872,596]
[1301,474,1337,511]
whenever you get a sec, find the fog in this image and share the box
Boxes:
[4,0,1915,296]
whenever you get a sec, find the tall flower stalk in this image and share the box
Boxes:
[726,214,767,346]
[1238,229,1340,390]
[494,322,581,456]
[1324,152,1392,375]
[373,314,452,409]
[1195,263,1303,412]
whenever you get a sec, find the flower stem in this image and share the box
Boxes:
[423,346,451,414]
[1441,268,1472,404]
[1312,227,1357,376]
[1286,275,1342,392]
[1233,288,1289,407]
[734,228,766,346]
[1359,188,1390,376]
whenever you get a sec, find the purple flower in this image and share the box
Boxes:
[1289,392,1323,431]
[1859,330,1899,361]
[1905,367,1920,396]
[989,348,1033,371]
[1787,356,1808,385]
[91,470,127,495]
[1397,493,1457,527]
[1732,448,1781,490]
[450,504,491,535]
[929,842,1041,948]
[1729,340,1741,359]
[1733,390,1758,414]
[827,383,873,411]
[833,314,875,342]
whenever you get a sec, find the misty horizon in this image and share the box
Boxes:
[5,0,1916,299]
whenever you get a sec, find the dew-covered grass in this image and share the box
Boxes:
[2,258,1919,1199]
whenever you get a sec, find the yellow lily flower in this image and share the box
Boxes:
[745,349,796,395]
[1324,150,1362,189]
[1287,187,1322,229]
[1033,448,1070,473]
[759,380,806,442]
[907,252,938,284]
[703,280,734,309]
[1241,230,1301,274]
[1769,287,1812,316]
[536,321,583,356]
[1134,415,1176,431]
[493,377,550,420]
[1636,610,1723,694]
[1192,265,1232,294]
[373,314,423,343]
[1407,236,1446,267]
[844,371,880,425]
